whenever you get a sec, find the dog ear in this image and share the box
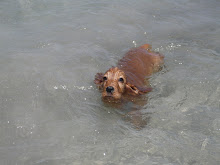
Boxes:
[94,73,104,87]
[125,83,152,95]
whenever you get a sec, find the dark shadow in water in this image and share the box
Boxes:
[103,95,152,130]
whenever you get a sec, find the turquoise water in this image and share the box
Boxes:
[0,0,220,164]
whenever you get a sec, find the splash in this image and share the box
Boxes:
[53,85,94,91]
[155,43,181,51]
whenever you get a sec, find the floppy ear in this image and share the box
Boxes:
[94,73,104,88]
[125,83,152,95]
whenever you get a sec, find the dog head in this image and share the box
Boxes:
[94,67,151,100]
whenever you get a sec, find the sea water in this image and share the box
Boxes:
[0,0,220,164]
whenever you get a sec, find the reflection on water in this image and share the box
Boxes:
[0,0,220,164]
[102,94,151,129]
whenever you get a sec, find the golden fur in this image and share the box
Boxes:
[94,44,164,101]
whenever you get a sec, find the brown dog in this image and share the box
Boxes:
[94,44,164,102]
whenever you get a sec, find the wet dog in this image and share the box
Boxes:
[94,44,164,102]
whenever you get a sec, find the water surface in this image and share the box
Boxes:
[0,0,220,164]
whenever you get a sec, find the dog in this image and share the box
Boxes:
[94,44,164,102]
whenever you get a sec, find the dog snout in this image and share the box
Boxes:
[106,86,114,93]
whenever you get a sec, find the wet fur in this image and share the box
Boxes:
[94,44,164,101]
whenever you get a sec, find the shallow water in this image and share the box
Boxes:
[0,0,220,164]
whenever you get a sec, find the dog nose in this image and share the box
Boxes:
[106,86,114,93]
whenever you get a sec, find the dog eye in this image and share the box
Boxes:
[103,76,107,81]
[119,78,124,83]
